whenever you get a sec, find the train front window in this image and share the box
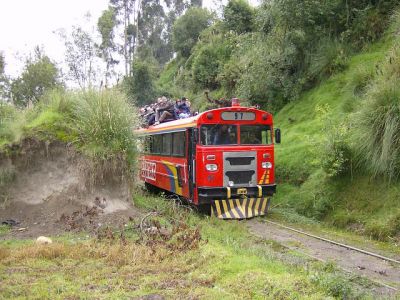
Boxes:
[240,125,272,145]
[200,125,238,145]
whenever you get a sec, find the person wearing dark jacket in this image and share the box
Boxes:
[176,97,191,119]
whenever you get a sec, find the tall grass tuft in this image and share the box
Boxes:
[71,89,137,161]
[0,102,25,146]
[70,89,137,185]
[354,43,400,181]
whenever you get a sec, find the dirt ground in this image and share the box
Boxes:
[248,219,400,297]
[0,142,141,239]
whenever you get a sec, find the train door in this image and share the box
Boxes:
[187,128,197,202]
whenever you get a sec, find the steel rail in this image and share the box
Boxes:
[264,220,400,265]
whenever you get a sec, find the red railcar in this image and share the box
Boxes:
[136,101,280,219]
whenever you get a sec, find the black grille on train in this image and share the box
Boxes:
[226,157,255,166]
[225,171,255,184]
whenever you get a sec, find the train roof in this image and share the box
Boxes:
[135,106,270,135]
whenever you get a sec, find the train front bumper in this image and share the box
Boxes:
[211,197,271,219]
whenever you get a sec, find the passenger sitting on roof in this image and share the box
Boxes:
[175,97,191,119]
[154,97,176,125]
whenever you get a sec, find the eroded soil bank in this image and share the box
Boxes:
[0,140,140,238]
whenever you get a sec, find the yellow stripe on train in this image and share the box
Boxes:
[211,197,271,219]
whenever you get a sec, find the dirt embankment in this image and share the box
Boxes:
[0,139,140,238]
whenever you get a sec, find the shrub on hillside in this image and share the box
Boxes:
[308,39,350,83]
[295,170,335,220]
[172,8,213,58]
[123,60,158,106]
[234,33,306,111]
[315,105,352,178]
[354,43,400,182]
[223,0,254,34]
[191,38,233,90]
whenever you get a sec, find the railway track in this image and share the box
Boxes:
[264,220,400,266]
[248,219,400,295]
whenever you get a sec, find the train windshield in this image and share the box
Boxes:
[240,125,272,145]
[200,125,238,145]
[200,124,272,145]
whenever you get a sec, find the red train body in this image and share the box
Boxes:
[136,103,279,219]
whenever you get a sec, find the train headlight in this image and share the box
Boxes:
[262,162,272,169]
[206,164,218,171]
[228,181,234,187]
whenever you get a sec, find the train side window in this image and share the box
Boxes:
[162,133,172,155]
[144,135,152,153]
[153,134,162,154]
[172,131,185,157]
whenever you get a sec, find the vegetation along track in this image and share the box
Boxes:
[248,219,400,296]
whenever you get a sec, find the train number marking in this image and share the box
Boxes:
[141,160,156,181]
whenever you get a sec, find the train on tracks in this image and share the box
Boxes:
[136,99,280,219]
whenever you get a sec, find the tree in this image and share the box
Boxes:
[123,58,157,106]
[223,0,254,34]
[98,7,118,87]
[10,48,61,106]
[58,18,100,89]
[137,0,170,65]
[0,52,10,102]
[109,0,136,76]
[172,7,213,58]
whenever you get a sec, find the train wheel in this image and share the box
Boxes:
[144,182,160,194]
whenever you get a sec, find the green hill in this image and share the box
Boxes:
[274,34,400,241]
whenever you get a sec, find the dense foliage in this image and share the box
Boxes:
[172,7,213,58]
[161,0,399,112]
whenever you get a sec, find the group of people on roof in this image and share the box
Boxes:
[139,92,260,128]
[139,96,192,127]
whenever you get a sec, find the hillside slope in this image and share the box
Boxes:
[273,34,400,242]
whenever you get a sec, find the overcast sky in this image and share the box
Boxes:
[0,0,110,77]
[0,0,257,79]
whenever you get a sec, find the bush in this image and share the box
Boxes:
[123,60,158,106]
[308,39,350,82]
[172,8,213,58]
[295,170,335,220]
[234,33,306,111]
[223,0,254,34]
[343,65,375,100]
[315,105,352,178]
[353,44,400,181]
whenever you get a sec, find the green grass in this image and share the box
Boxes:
[0,193,373,299]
